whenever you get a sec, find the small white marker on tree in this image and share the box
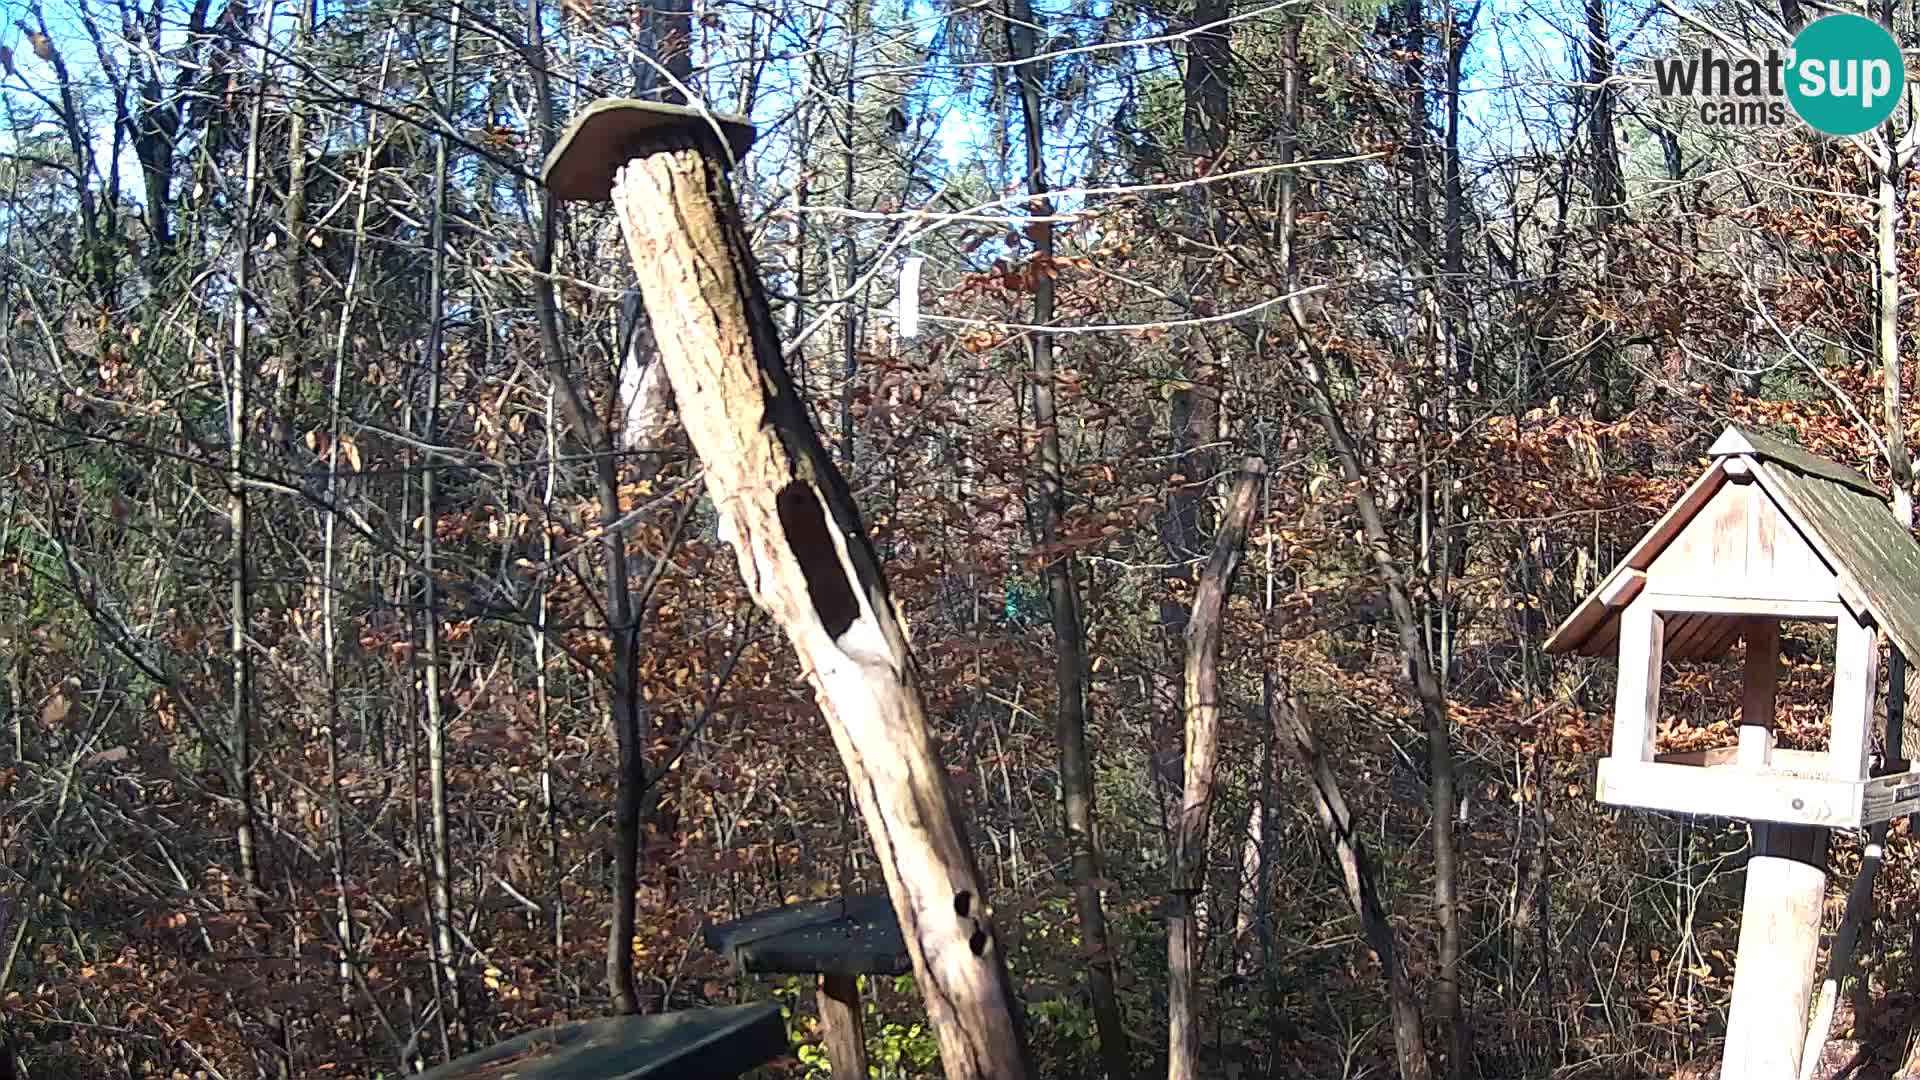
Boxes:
[897,255,923,339]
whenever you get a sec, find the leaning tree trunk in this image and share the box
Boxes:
[1168,459,1264,1080]
[602,123,1032,1080]
[1273,683,1431,1080]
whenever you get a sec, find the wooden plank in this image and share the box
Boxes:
[416,1004,787,1080]
[1692,618,1746,660]
[1742,619,1779,769]
[703,894,910,977]
[1830,615,1879,782]
[1545,462,1728,655]
[1858,767,1920,824]
[1599,568,1646,609]
[1594,759,1862,827]
[1664,613,1719,659]
[1722,823,1828,1080]
[817,974,870,1079]
[1611,603,1663,764]
[1712,425,1877,494]
[1641,593,1845,620]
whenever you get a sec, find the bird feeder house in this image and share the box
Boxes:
[1545,426,1920,829]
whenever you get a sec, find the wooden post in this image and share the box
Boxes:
[1740,618,1778,769]
[541,100,1031,1080]
[1723,823,1828,1079]
[1831,613,1878,782]
[1610,601,1663,763]
[816,974,869,1078]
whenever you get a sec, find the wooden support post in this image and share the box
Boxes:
[816,974,868,1078]
[1741,618,1778,769]
[541,101,1032,1080]
[1723,823,1828,1080]
[1832,614,1878,782]
[1611,602,1663,763]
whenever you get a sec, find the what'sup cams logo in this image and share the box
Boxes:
[1653,13,1905,136]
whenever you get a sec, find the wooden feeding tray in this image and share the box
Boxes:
[1596,747,1920,829]
[1549,426,1920,830]
[703,894,910,1077]
[703,893,911,979]
[413,1002,785,1080]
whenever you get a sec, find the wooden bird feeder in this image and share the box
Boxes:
[1547,424,1920,1077]
[703,894,910,1078]
[1546,425,1920,829]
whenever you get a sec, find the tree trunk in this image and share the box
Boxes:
[1168,460,1264,1080]
[607,130,1032,1080]
[1273,684,1431,1080]
[1002,1,1129,1074]
[421,0,466,1041]
[227,0,273,904]
[523,0,650,1017]
[1584,0,1625,419]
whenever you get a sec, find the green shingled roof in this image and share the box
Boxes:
[1718,426,1920,668]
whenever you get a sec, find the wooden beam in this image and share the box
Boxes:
[1831,615,1879,782]
[1722,824,1828,1080]
[1742,619,1779,769]
[1599,568,1646,609]
[1595,760,1856,826]
[816,975,869,1079]
[1640,593,1846,620]
[1611,602,1663,764]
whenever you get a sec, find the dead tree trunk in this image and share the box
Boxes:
[1168,458,1264,1080]
[1273,683,1431,1080]
[546,102,1032,1080]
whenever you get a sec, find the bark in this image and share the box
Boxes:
[1168,459,1264,1080]
[1880,146,1914,524]
[608,134,1031,1080]
[227,0,274,902]
[1584,0,1625,419]
[839,4,861,464]
[272,0,314,439]
[420,0,466,1041]
[1158,0,1234,842]
[1273,684,1431,1080]
[817,973,870,1077]
[1002,0,1129,1073]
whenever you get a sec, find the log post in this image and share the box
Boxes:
[1723,823,1828,1079]
[541,100,1031,1080]
[816,974,869,1077]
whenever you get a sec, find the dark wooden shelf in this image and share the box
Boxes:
[415,1002,785,1079]
[703,893,911,978]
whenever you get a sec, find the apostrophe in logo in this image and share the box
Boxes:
[1786,14,1904,136]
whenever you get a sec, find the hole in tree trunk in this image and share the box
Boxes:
[776,482,860,639]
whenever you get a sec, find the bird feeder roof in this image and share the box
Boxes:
[702,894,911,978]
[541,98,756,203]
[1545,425,1920,664]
